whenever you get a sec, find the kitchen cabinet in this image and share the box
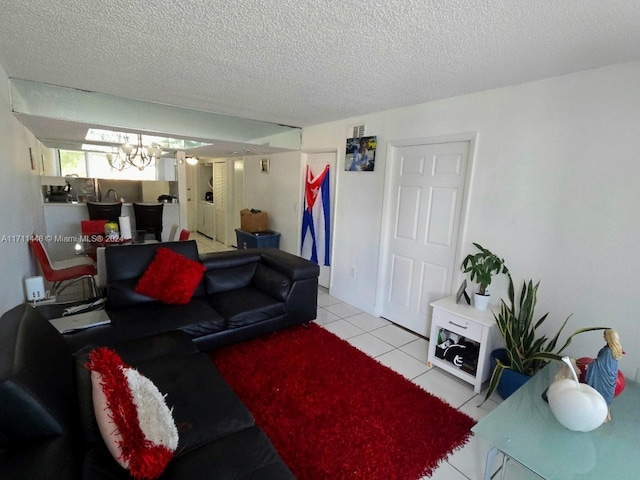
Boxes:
[197,201,215,238]
[427,295,502,393]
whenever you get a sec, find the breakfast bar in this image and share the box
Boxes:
[43,203,180,260]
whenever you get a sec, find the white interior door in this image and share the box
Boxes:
[186,163,198,231]
[213,161,227,243]
[232,159,244,247]
[381,141,469,337]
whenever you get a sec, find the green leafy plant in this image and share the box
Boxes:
[484,277,607,401]
[461,243,509,296]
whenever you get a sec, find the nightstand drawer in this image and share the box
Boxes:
[435,310,483,340]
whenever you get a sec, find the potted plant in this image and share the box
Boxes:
[461,243,509,310]
[485,277,607,401]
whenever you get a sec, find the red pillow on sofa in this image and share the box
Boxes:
[134,247,205,304]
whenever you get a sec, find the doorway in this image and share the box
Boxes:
[380,139,471,336]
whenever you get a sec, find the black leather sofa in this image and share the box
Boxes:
[63,240,319,352]
[0,304,296,479]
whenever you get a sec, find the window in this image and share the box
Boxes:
[58,149,158,180]
[59,150,87,177]
[87,152,157,180]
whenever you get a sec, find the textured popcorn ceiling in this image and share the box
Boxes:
[0,0,639,128]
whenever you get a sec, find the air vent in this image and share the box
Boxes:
[352,124,365,138]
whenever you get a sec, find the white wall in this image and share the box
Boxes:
[302,61,640,378]
[0,62,48,311]
[243,151,303,255]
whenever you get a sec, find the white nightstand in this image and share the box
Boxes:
[428,295,502,393]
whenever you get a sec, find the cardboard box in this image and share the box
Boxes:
[240,209,268,232]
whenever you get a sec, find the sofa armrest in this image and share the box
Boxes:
[259,249,320,281]
[0,305,77,440]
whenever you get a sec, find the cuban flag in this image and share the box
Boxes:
[301,164,330,266]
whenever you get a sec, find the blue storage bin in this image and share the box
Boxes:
[235,229,281,249]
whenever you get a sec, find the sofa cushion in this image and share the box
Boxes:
[109,279,157,309]
[200,249,262,270]
[161,426,296,480]
[81,350,257,477]
[74,332,199,445]
[135,354,256,454]
[208,287,287,328]
[87,347,178,479]
[82,426,295,480]
[106,240,201,282]
[135,247,205,305]
[107,299,226,340]
[204,263,257,294]
[252,264,291,301]
[0,435,76,480]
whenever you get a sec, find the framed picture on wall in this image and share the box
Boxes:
[260,158,270,174]
[345,136,377,172]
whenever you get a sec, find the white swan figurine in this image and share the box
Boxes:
[547,356,608,432]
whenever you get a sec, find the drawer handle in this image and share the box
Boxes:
[448,321,468,330]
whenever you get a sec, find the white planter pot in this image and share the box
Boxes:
[474,293,490,310]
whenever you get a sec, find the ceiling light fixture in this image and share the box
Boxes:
[106,133,163,171]
[106,147,127,171]
[185,157,199,166]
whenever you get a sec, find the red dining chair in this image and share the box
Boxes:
[179,229,190,241]
[28,236,98,299]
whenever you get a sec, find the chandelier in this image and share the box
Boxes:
[106,133,163,171]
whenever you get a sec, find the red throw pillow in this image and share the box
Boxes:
[87,347,179,479]
[135,247,205,304]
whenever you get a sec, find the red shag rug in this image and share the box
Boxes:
[210,323,475,480]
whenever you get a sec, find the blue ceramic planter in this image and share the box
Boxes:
[491,348,532,400]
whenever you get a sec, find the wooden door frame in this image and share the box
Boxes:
[375,132,478,319]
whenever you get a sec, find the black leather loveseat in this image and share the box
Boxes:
[0,304,296,479]
[63,241,319,352]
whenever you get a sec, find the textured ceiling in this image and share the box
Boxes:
[1,0,639,130]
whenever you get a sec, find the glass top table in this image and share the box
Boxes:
[472,362,640,479]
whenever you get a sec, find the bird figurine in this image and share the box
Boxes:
[547,356,608,432]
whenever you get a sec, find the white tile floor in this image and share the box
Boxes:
[191,232,236,254]
[315,287,543,480]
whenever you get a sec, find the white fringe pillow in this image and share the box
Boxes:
[87,347,179,479]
